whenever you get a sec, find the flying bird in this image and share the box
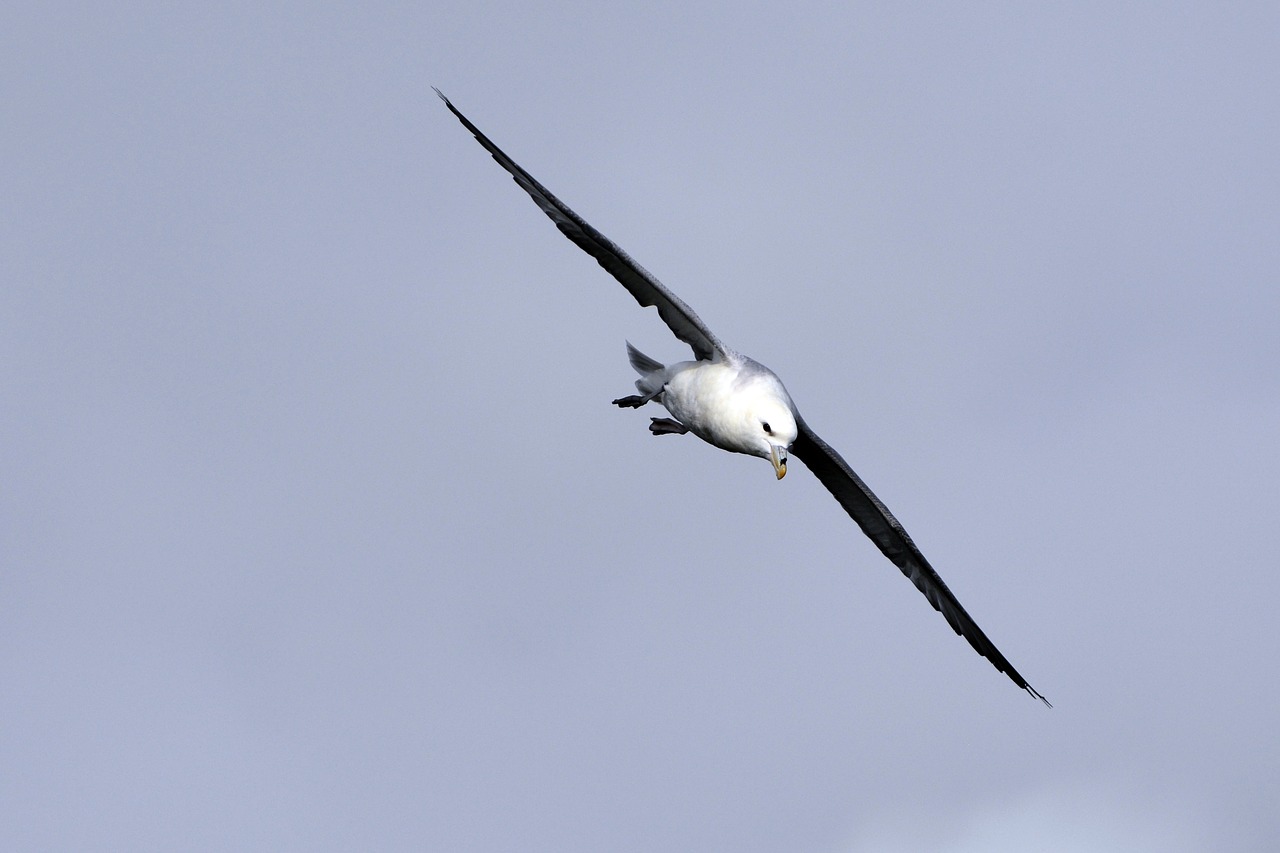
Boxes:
[436,89,1048,705]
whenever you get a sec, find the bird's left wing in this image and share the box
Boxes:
[790,418,1049,705]
[436,89,729,363]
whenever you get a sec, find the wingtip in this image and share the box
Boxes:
[432,86,448,104]
[1027,685,1052,708]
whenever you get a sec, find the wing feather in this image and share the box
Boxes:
[791,418,1049,705]
[436,89,728,362]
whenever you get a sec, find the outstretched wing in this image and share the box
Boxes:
[436,89,729,363]
[790,418,1049,705]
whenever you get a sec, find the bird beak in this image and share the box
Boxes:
[770,445,787,480]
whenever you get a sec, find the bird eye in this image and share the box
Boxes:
[763,422,772,434]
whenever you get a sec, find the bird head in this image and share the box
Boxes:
[753,402,798,480]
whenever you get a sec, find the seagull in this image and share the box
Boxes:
[436,89,1048,705]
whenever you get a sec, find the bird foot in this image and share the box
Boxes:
[648,418,689,436]
[611,394,650,409]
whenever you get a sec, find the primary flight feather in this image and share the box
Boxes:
[436,89,1048,705]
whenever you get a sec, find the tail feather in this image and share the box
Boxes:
[625,341,664,376]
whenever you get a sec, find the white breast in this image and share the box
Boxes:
[661,361,775,455]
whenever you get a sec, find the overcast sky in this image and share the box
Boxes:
[4,3,1278,851]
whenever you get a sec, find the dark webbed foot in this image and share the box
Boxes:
[612,394,651,409]
[648,417,689,436]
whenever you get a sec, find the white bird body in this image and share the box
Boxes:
[631,351,798,467]
[437,89,1048,705]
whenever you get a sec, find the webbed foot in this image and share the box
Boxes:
[648,417,690,436]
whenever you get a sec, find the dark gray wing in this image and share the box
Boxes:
[790,417,1049,705]
[436,89,728,363]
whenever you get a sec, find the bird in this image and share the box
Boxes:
[436,89,1048,706]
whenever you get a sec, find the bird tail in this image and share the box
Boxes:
[625,341,664,376]
[624,341,667,399]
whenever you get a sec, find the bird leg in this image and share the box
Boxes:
[611,392,657,408]
[648,417,689,436]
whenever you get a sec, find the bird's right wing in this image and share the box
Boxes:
[436,89,730,363]
[790,417,1049,705]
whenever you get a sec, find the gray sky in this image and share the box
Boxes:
[4,3,1278,851]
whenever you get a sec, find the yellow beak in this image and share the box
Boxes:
[770,445,787,480]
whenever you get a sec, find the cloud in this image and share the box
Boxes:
[844,775,1206,853]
